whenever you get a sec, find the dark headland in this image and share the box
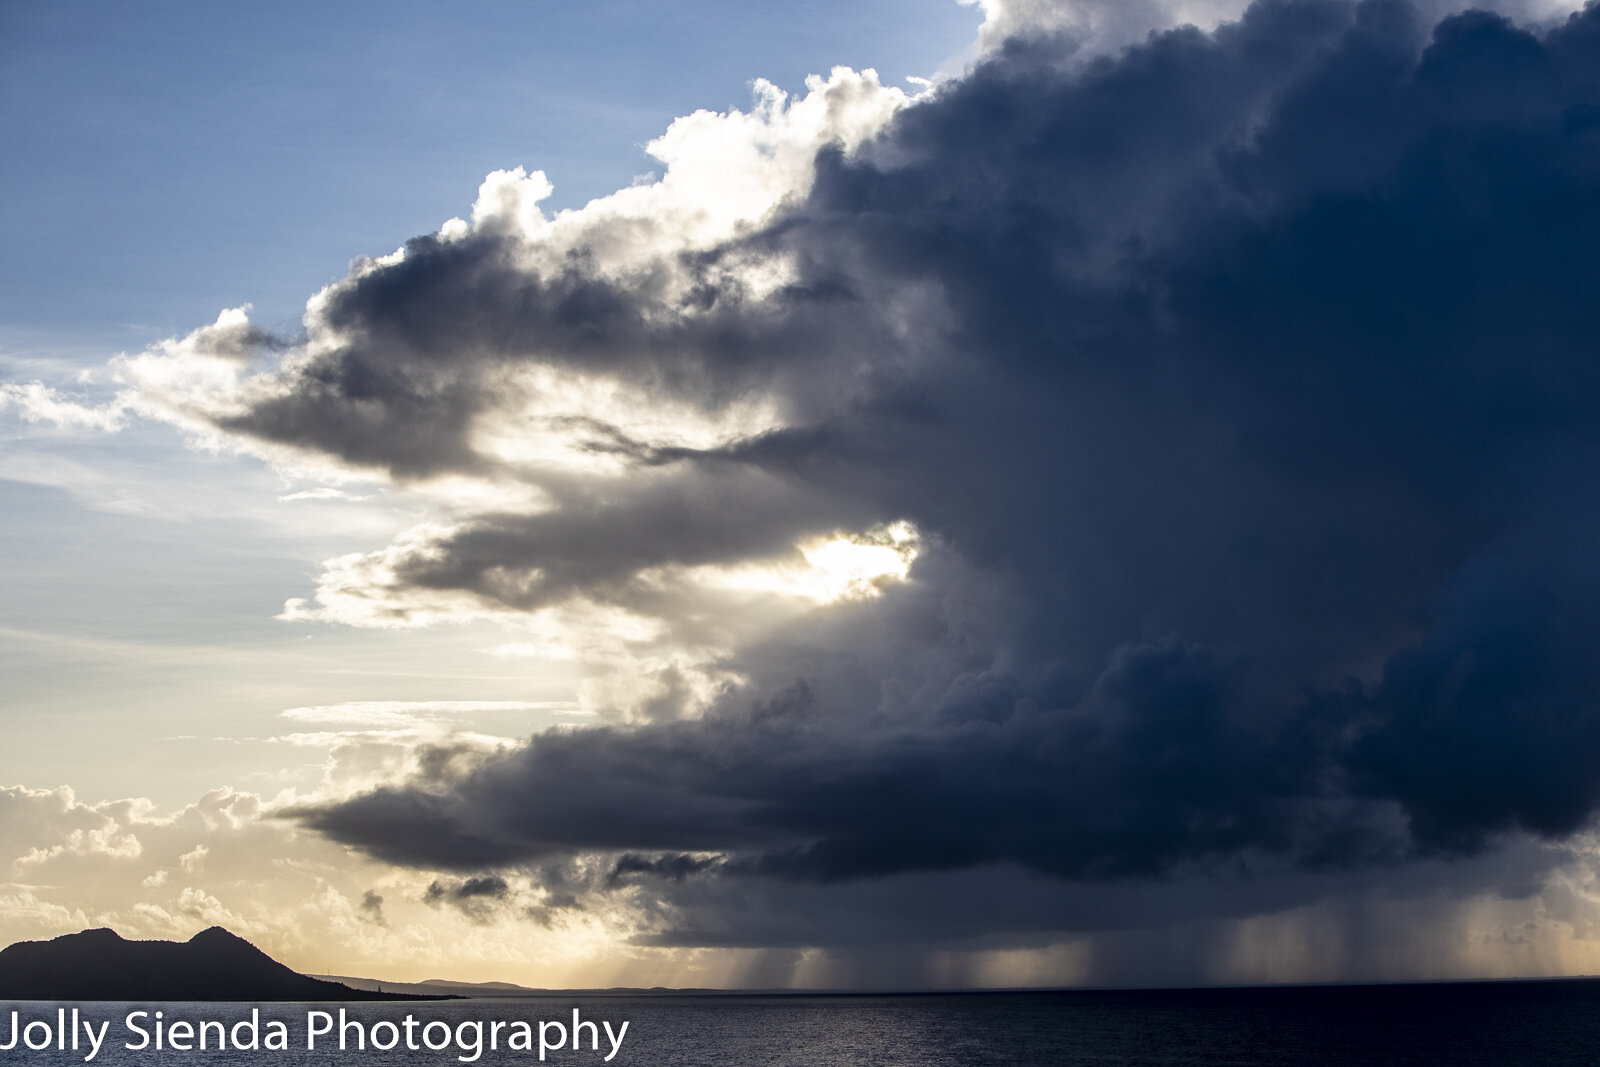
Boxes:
[0,927,455,1001]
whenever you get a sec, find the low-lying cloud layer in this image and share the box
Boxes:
[16,0,1600,968]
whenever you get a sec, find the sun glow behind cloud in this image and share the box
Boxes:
[690,521,922,603]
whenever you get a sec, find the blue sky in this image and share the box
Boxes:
[1,0,978,358]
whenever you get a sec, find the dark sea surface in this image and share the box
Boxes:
[4,980,1600,1065]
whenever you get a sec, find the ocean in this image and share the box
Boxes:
[3,981,1599,1065]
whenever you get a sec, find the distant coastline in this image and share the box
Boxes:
[0,927,454,1002]
[312,971,1600,999]
[11,925,1600,1005]
[309,973,738,998]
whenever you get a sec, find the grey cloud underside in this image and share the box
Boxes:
[225,231,925,482]
[280,0,1600,911]
[422,875,512,923]
[391,468,882,611]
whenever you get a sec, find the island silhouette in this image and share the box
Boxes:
[0,927,454,1001]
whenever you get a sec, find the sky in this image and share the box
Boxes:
[5,0,1600,990]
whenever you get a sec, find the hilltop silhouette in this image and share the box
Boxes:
[0,927,453,1001]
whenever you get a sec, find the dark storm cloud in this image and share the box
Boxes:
[608,853,726,886]
[296,632,1402,879]
[423,875,513,923]
[223,227,924,482]
[426,875,511,901]
[359,889,387,926]
[280,0,1600,936]
[384,466,877,611]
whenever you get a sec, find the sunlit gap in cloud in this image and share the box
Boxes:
[688,520,922,604]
